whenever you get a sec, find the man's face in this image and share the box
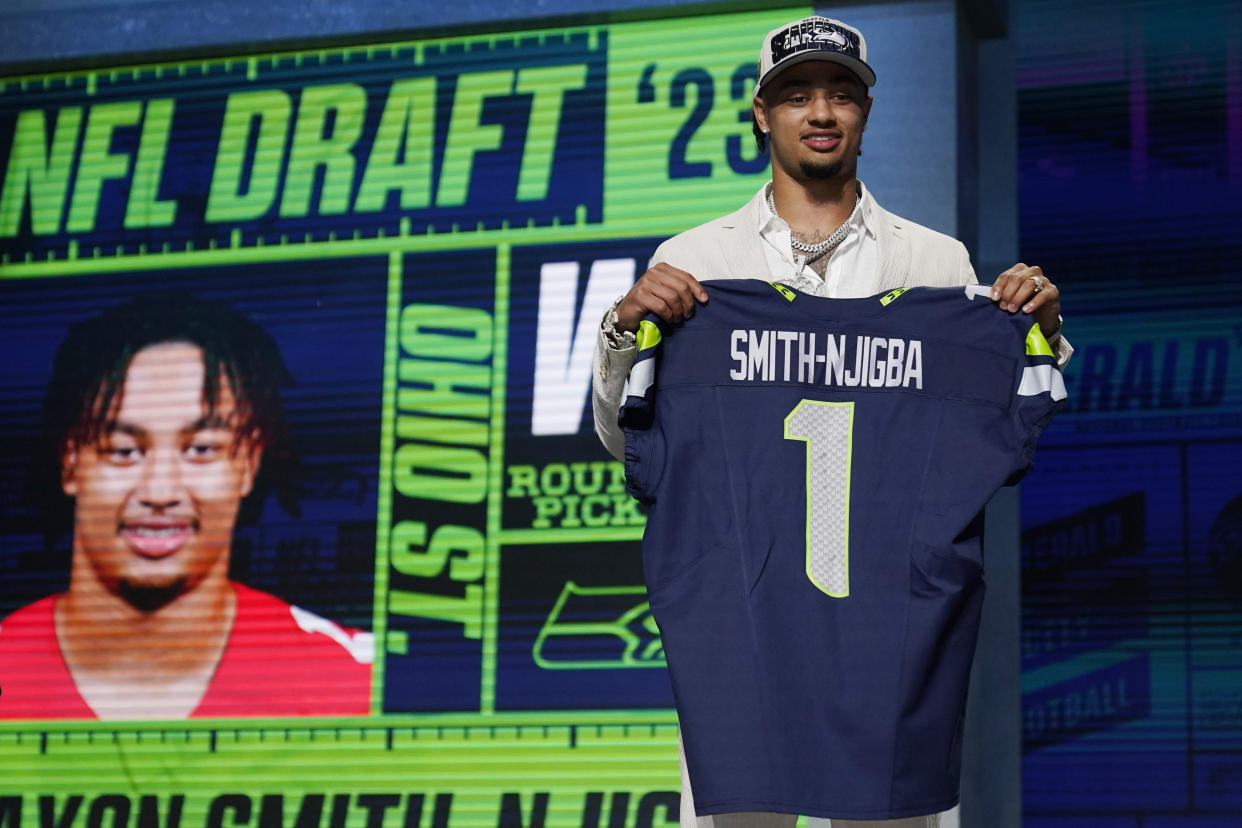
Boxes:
[61,342,260,606]
[754,61,872,184]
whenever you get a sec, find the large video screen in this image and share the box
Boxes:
[0,7,803,824]
[1014,1,1242,823]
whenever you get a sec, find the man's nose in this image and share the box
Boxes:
[807,93,835,123]
[137,448,184,508]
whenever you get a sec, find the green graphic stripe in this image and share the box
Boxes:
[0,223,694,278]
[0,33,600,89]
[482,244,512,716]
[0,708,679,736]
[0,216,635,270]
[0,225,657,275]
[369,251,404,714]
[0,723,682,827]
[498,526,646,545]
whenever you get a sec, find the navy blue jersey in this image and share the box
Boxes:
[620,280,1065,820]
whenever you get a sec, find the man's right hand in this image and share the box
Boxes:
[615,263,709,333]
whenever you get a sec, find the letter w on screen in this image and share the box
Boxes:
[532,258,634,435]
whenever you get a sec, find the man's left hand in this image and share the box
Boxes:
[990,263,1061,339]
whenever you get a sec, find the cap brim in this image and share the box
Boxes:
[754,52,877,96]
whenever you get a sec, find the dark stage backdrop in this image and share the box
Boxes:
[1015,0,1242,824]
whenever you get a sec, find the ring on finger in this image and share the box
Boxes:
[1030,275,1046,294]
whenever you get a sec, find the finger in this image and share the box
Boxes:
[652,263,708,303]
[617,284,668,330]
[989,263,1027,302]
[647,271,707,320]
[1020,284,1055,313]
[681,272,709,304]
[631,290,675,324]
[1020,293,1047,314]
[1006,281,1039,313]
[647,275,697,319]
[644,281,694,322]
[988,264,1038,296]
[1014,283,1059,320]
[1015,268,1054,313]
[994,265,1047,312]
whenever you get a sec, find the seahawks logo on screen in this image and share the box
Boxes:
[533,582,664,669]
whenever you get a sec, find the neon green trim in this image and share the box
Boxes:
[783,399,854,599]
[769,282,796,301]
[879,288,908,306]
[481,243,511,715]
[1025,322,1055,357]
[635,318,661,351]
[369,250,404,714]
[499,526,646,544]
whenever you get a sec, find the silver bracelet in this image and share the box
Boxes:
[601,295,636,349]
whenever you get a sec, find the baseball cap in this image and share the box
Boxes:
[754,16,876,95]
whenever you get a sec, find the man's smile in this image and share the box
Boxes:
[119,519,198,558]
[802,131,842,151]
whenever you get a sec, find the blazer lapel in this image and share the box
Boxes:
[720,187,770,280]
[873,202,913,292]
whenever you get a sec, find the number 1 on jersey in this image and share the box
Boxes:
[783,401,854,597]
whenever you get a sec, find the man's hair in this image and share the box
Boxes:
[35,291,299,535]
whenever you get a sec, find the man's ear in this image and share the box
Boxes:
[61,442,79,497]
[752,96,769,133]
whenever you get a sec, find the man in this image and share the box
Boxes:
[0,293,372,720]
[591,16,1071,828]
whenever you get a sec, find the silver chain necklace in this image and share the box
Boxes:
[767,190,861,259]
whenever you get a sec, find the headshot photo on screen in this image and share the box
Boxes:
[0,292,373,721]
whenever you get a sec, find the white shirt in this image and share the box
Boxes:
[758,181,878,298]
[602,181,879,353]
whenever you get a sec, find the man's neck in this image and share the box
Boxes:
[770,175,860,241]
[56,558,237,683]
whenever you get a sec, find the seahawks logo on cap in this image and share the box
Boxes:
[771,19,862,63]
[812,29,849,49]
[756,16,875,92]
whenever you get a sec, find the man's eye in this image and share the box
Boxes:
[103,446,140,464]
[185,442,225,460]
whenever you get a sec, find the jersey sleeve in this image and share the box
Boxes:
[1008,320,1068,482]
[618,318,665,502]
